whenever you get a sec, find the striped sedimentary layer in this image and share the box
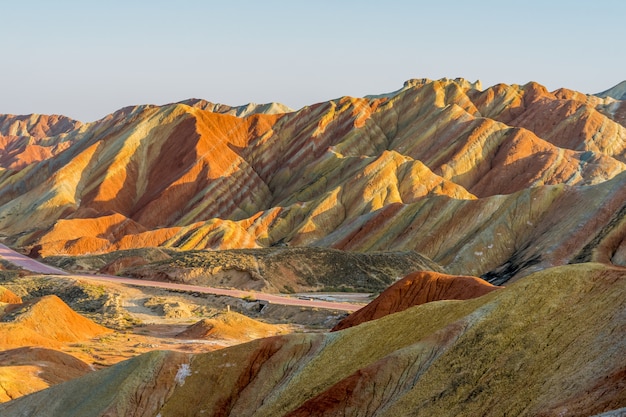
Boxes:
[0,114,81,170]
[332,271,501,331]
[1,79,625,281]
[2,263,624,416]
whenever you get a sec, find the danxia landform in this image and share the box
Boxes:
[0,78,625,416]
[1,78,625,284]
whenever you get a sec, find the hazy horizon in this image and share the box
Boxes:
[2,0,625,122]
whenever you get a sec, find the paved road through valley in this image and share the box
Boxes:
[0,243,363,312]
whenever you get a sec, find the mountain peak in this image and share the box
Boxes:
[403,77,482,91]
[366,77,483,100]
[177,99,293,117]
[595,80,626,100]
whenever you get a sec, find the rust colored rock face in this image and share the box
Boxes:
[332,271,501,331]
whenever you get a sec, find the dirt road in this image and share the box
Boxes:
[0,244,362,312]
[0,244,69,275]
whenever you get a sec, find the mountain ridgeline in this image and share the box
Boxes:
[0,79,625,286]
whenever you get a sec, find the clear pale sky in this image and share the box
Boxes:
[2,0,624,122]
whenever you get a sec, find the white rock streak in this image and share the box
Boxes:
[175,363,192,386]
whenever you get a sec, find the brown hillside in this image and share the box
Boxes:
[332,271,501,331]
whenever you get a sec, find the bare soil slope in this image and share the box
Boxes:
[332,271,501,331]
[0,295,111,349]
[176,311,288,342]
[0,286,21,304]
[2,263,624,417]
[0,347,92,402]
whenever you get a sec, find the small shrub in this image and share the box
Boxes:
[281,285,295,294]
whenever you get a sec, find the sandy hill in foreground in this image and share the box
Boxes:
[0,294,111,349]
[0,295,110,402]
[176,311,287,342]
[0,347,93,403]
[0,79,625,283]
[1,263,624,417]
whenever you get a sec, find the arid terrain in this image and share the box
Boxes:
[0,78,625,416]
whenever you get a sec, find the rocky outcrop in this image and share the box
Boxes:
[332,271,501,331]
[2,263,624,416]
[179,98,293,116]
[0,114,81,139]
[320,172,626,283]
